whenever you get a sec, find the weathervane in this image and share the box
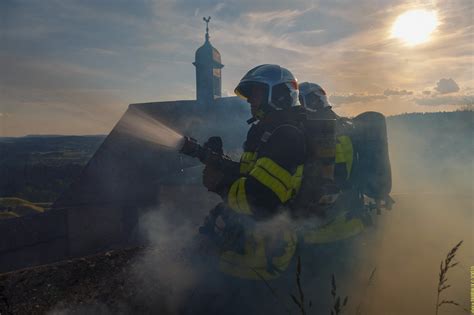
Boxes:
[203,16,211,41]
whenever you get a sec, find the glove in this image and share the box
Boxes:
[203,136,223,155]
[203,164,224,192]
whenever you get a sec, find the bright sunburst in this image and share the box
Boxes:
[391,9,438,46]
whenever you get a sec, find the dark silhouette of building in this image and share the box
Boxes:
[193,17,224,104]
[0,17,249,273]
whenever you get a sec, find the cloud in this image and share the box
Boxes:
[434,78,460,94]
[384,89,413,96]
[329,93,387,105]
[422,90,431,95]
[0,55,124,90]
[414,94,474,106]
[2,0,474,136]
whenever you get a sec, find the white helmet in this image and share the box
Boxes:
[299,82,331,111]
[235,64,299,116]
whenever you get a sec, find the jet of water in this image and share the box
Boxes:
[119,109,184,150]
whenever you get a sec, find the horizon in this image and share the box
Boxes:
[1,108,471,138]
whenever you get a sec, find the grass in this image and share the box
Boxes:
[435,240,468,314]
[0,197,44,217]
[289,256,349,315]
[0,211,20,219]
[290,256,309,315]
[285,240,468,315]
[355,267,376,315]
[0,197,44,211]
[330,273,348,315]
[0,197,44,216]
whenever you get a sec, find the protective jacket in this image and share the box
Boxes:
[216,107,305,280]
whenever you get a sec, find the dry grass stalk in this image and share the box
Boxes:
[356,267,376,315]
[290,256,309,315]
[435,240,465,315]
[330,273,348,315]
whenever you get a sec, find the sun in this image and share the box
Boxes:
[391,9,438,46]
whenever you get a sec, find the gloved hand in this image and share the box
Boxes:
[203,164,224,192]
[203,136,223,155]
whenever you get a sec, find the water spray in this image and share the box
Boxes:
[119,109,184,150]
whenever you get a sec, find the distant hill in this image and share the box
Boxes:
[0,135,105,202]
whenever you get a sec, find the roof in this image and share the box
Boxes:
[194,38,223,67]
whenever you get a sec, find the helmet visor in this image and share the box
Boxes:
[235,81,269,102]
[300,92,326,110]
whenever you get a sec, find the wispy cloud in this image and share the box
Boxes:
[1,0,473,135]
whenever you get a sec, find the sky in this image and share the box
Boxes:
[0,0,472,136]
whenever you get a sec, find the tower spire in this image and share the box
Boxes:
[194,15,223,104]
[203,16,211,42]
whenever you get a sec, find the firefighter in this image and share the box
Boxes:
[297,82,366,244]
[201,64,305,280]
[299,81,354,188]
[298,82,338,118]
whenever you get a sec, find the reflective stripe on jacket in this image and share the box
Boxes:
[335,135,353,180]
[219,229,297,280]
[228,157,304,215]
[218,110,306,279]
[303,135,363,244]
[239,151,257,174]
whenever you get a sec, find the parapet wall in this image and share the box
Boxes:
[0,210,68,272]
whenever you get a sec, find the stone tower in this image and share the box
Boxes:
[193,17,224,104]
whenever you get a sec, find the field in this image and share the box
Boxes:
[0,135,105,203]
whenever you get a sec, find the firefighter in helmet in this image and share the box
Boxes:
[299,82,338,119]
[202,64,305,280]
[299,81,354,188]
[297,82,366,244]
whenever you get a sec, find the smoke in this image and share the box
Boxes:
[118,108,184,150]
[346,194,471,315]
[239,111,472,314]
[129,204,203,313]
[337,112,473,314]
[50,110,468,314]
[128,202,329,314]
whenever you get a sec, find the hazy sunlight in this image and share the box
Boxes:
[391,9,438,46]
